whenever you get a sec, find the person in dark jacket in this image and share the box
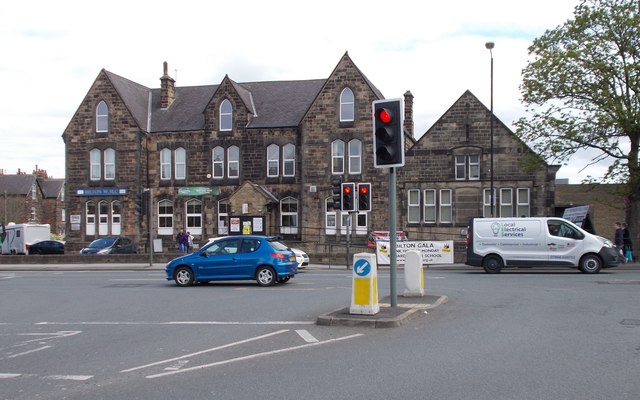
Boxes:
[622,222,633,262]
[614,222,625,263]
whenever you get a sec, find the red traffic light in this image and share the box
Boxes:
[359,185,368,195]
[343,185,352,194]
[376,108,392,124]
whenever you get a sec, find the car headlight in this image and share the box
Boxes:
[97,248,111,254]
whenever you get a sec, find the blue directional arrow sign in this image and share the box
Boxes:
[354,259,371,277]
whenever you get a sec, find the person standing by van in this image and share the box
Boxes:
[614,222,625,263]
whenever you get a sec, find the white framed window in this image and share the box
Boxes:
[220,99,232,131]
[85,201,96,235]
[348,139,362,174]
[455,156,466,180]
[439,189,453,223]
[175,147,186,180]
[331,140,345,174]
[158,199,174,236]
[424,189,436,223]
[469,155,480,180]
[218,200,229,235]
[31,182,37,200]
[212,146,224,178]
[455,154,480,180]
[160,148,172,180]
[267,144,279,177]
[408,189,421,223]
[98,200,109,235]
[280,197,298,234]
[90,148,101,181]
[111,201,121,235]
[186,199,202,236]
[340,87,355,122]
[228,146,239,178]
[500,188,513,217]
[96,100,108,133]
[483,188,497,217]
[325,198,337,235]
[104,148,115,180]
[340,212,351,235]
[517,188,530,217]
[283,143,295,177]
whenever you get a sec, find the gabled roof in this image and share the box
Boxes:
[104,70,152,129]
[0,175,37,196]
[40,179,65,199]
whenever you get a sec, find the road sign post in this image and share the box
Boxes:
[350,253,379,315]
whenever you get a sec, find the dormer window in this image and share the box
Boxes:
[96,101,109,133]
[340,88,354,122]
[220,99,232,131]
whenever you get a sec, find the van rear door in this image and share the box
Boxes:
[545,219,585,266]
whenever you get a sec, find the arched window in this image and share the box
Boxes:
[160,148,171,180]
[267,144,279,177]
[175,147,186,180]
[96,101,109,133]
[158,199,174,236]
[325,197,337,235]
[104,148,115,180]
[331,140,345,174]
[186,199,203,236]
[85,201,96,235]
[220,99,232,131]
[283,143,295,177]
[98,200,109,235]
[340,88,354,122]
[212,146,224,178]
[111,201,121,235]
[280,197,298,235]
[348,139,361,174]
[90,149,101,180]
[227,146,239,178]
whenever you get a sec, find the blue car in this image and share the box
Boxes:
[165,235,298,287]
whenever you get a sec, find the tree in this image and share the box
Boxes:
[516,0,639,243]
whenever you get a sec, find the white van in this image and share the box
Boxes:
[466,217,620,274]
[1,223,51,255]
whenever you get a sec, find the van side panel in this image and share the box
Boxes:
[473,219,547,266]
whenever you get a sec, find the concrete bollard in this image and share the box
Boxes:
[403,250,425,297]
[350,253,379,315]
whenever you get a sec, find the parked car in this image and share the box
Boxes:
[165,235,298,287]
[28,240,65,255]
[80,237,137,255]
[291,248,309,268]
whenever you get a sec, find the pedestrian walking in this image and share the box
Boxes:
[179,230,189,254]
[614,222,625,263]
[622,222,634,262]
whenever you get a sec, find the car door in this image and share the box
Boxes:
[194,238,243,279]
[546,219,585,266]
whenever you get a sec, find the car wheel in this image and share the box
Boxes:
[579,254,602,274]
[30,249,41,255]
[174,266,195,287]
[483,254,503,274]
[277,276,291,284]
[256,266,276,287]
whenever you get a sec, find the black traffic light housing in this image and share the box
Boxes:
[341,182,356,212]
[330,176,343,211]
[357,183,371,212]
[135,190,148,216]
[372,98,405,168]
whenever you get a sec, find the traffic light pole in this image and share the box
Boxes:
[389,168,398,308]
[148,189,153,267]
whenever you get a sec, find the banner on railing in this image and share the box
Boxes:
[376,240,454,265]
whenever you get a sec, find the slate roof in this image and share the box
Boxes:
[40,179,65,199]
[104,70,327,133]
[0,175,37,196]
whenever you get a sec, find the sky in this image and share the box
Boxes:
[1,0,601,182]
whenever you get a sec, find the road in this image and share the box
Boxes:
[1,265,639,399]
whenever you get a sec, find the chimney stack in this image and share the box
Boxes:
[403,90,414,138]
[160,61,176,109]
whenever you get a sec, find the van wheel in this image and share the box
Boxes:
[579,254,602,274]
[483,255,503,274]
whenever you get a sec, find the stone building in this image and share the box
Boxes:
[62,53,558,259]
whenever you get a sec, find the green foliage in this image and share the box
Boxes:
[515,0,640,185]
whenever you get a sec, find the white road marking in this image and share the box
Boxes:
[295,329,319,343]
[146,333,364,379]
[7,345,52,358]
[46,375,93,381]
[0,373,22,378]
[37,321,314,326]
[18,331,81,343]
[121,329,289,373]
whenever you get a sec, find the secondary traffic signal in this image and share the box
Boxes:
[341,182,356,212]
[135,190,148,216]
[330,176,343,210]
[372,99,405,168]
[358,183,371,212]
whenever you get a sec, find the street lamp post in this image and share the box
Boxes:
[485,41,495,217]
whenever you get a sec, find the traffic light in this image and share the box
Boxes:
[372,98,405,168]
[358,183,371,212]
[341,182,356,212]
[330,176,343,210]
[135,190,148,216]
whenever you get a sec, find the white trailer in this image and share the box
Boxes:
[1,223,51,255]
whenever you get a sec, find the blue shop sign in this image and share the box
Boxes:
[76,188,128,196]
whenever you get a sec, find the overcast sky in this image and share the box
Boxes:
[1,0,602,182]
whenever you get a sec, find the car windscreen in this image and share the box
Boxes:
[88,238,115,248]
